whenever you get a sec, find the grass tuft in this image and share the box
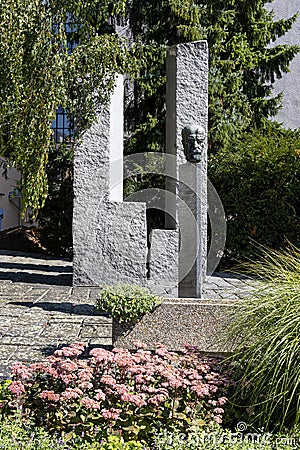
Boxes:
[229,243,300,430]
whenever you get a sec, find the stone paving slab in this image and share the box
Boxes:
[0,251,111,378]
[0,250,253,378]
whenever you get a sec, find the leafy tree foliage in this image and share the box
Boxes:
[126,0,299,154]
[0,0,135,215]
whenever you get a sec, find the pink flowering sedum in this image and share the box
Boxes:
[6,341,230,441]
[214,407,225,414]
[94,389,106,401]
[8,380,25,395]
[11,363,31,381]
[89,348,114,363]
[54,342,85,358]
[218,396,227,405]
[101,408,121,420]
[40,390,60,402]
[80,396,101,410]
[214,415,223,424]
[60,387,83,400]
[132,339,147,349]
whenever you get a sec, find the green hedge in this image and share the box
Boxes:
[96,283,162,323]
[209,124,300,264]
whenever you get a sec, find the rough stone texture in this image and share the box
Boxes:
[148,229,178,281]
[179,164,204,297]
[166,41,208,297]
[173,42,208,167]
[267,0,300,129]
[74,202,147,286]
[73,77,148,286]
[113,299,238,354]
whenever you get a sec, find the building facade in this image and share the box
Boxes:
[268,0,300,129]
[0,159,22,231]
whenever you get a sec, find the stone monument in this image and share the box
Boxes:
[73,41,209,298]
[73,76,148,286]
[166,41,208,297]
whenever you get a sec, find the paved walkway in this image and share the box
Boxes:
[0,250,251,378]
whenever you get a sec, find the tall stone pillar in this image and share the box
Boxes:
[73,76,148,286]
[166,41,208,298]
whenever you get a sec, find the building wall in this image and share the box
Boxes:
[0,159,21,231]
[268,0,300,129]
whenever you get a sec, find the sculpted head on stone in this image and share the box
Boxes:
[182,124,206,163]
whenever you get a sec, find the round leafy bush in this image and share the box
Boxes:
[96,283,162,324]
[2,342,229,443]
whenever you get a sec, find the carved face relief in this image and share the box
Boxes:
[181,124,206,163]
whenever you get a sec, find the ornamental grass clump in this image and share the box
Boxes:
[229,244,300,430]
[96,283,162,324]
[2,342,229,443]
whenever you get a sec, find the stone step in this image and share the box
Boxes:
[113,298,241,354]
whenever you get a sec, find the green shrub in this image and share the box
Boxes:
[228,244,300,430]
[209,123,300,264]
[99,436,144,449]
[0,416,144,449]
[0,416,96,449]
[0,418,298,449]
[96,283,162,324]
[0,417,56,450]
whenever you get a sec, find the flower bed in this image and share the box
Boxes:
[2,341,229,443]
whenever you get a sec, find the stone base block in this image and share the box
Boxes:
[73,201,147,286]
[148,229,178,281]
[146,280,178,298]
[113,299,239,354]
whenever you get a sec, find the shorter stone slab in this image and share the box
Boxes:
[148,230,178,282]
[113,299,239,354]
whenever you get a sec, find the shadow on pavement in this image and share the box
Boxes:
[0,272,72,285]
[9,301,108,316]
